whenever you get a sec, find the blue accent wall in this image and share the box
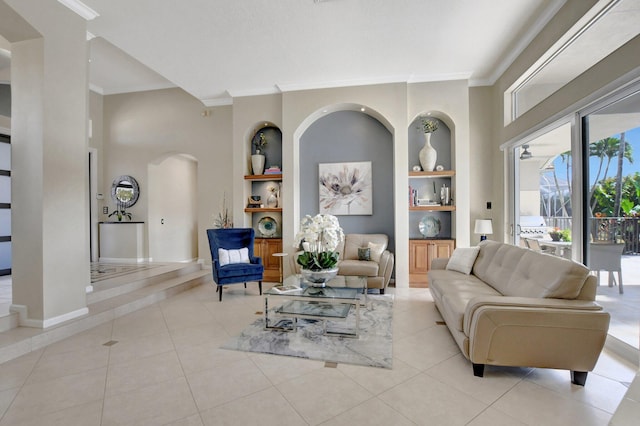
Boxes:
[299,110,395,254]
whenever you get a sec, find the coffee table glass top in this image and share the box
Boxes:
[265,274,366,300]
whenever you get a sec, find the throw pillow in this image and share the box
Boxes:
[358,247,371,261]
[218,247,250,266]
[368,242,385,263]
[445,247,480,275]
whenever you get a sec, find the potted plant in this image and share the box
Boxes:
[293,214,344,286]
[108,203,132,222]
[548,227,562,241]
[251,132,267,175]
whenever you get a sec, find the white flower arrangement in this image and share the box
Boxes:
[293,214,344,270]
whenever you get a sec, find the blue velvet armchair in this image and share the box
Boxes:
[207,228,264,301]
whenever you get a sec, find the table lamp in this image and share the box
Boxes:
[474,219,493,241]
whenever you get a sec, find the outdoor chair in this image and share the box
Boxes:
[207,228,264,301]
[589,242,624,294]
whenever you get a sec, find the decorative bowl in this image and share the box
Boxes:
[300,267,339,287]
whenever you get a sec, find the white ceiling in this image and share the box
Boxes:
[75,0,563,105]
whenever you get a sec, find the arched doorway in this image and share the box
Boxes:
[148,154,198,262]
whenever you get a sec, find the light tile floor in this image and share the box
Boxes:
[0,284,636,425]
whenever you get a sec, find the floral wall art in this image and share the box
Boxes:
[319,161,372,215]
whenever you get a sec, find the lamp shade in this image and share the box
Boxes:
[474,219,493,235]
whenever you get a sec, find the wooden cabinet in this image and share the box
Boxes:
[409,239,454,287]
[254,238,282,282]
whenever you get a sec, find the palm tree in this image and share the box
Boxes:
[589,137,633,212]
[613,132,630,216]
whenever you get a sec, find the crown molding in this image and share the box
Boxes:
[57,0,99,21]
[201,97,233,107]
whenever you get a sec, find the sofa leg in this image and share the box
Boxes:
[380,289,385,295]
[571,371,588,386]
[472,363,485,378]
[258,281,263,295]
[218,285,223,302]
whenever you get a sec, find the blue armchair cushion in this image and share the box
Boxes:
[216,262,263,281]
[218,248,250,266]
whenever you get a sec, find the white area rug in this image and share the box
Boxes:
[222,294,393,369]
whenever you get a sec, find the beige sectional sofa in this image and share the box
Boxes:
[428,240,610,385]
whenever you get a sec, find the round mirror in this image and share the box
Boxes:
[111,175,140,208]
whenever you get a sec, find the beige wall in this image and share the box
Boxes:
[469,86,495,245]
[9,0,90,326]
[102,81,473,286]
[102,88,231,263]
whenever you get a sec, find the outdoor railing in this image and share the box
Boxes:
[545,216,640,254]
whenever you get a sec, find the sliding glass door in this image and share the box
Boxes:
[583,86,640,350]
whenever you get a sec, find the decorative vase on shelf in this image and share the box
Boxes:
[419,132,437,172]
[251,153,265,175]
[266,192,278,208]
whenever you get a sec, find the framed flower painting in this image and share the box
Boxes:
[318,161,372,215]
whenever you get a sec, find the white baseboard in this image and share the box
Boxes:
[98,257,150,263]
[86,285,94,293]
[10,304,89,329]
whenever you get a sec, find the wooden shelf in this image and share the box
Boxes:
[244,174,282,181]
[409,205,456,211]
[244,207,282,213]
[409,170,455,178]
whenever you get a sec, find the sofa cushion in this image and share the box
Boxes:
[429,270,500,331]
[368,242,386,262]
[338,259,379,277]
[358,247,371,261]
[472,241,527,295]
[342,234,388,260]
[446,247,480,275]
[505,250,590,299]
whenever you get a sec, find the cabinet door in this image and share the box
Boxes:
[409,240,431,285]
[430,240,454,266]
[254,238,282,282]
[409,239,455,287]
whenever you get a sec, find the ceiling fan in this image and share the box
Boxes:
[520,145,533,160]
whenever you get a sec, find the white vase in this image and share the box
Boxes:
[251,154,265,175]
[266,192,277,208]
[419,132,437,172]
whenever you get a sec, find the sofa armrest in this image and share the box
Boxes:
[463,295,604,335]
[377,250,394,288]
[464,298,610,370]
[431,257,449,270]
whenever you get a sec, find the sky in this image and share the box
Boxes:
[551,126,640,186]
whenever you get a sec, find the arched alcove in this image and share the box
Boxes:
[298,109,395,255]
[148,153,198,262]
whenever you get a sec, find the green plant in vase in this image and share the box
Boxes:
[108,204,132,222]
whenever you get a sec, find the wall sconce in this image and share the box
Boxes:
[474,219,493,241]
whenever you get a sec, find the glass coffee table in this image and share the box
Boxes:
[264,274,367,338]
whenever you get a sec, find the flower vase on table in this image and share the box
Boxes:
[300,267,339,287]
[294,214,345,288]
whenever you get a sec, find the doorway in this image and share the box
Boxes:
[148,154,198,262]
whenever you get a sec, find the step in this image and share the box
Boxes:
[0,312,17,333]
[87,262,204,304]
[0,264,212,365]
